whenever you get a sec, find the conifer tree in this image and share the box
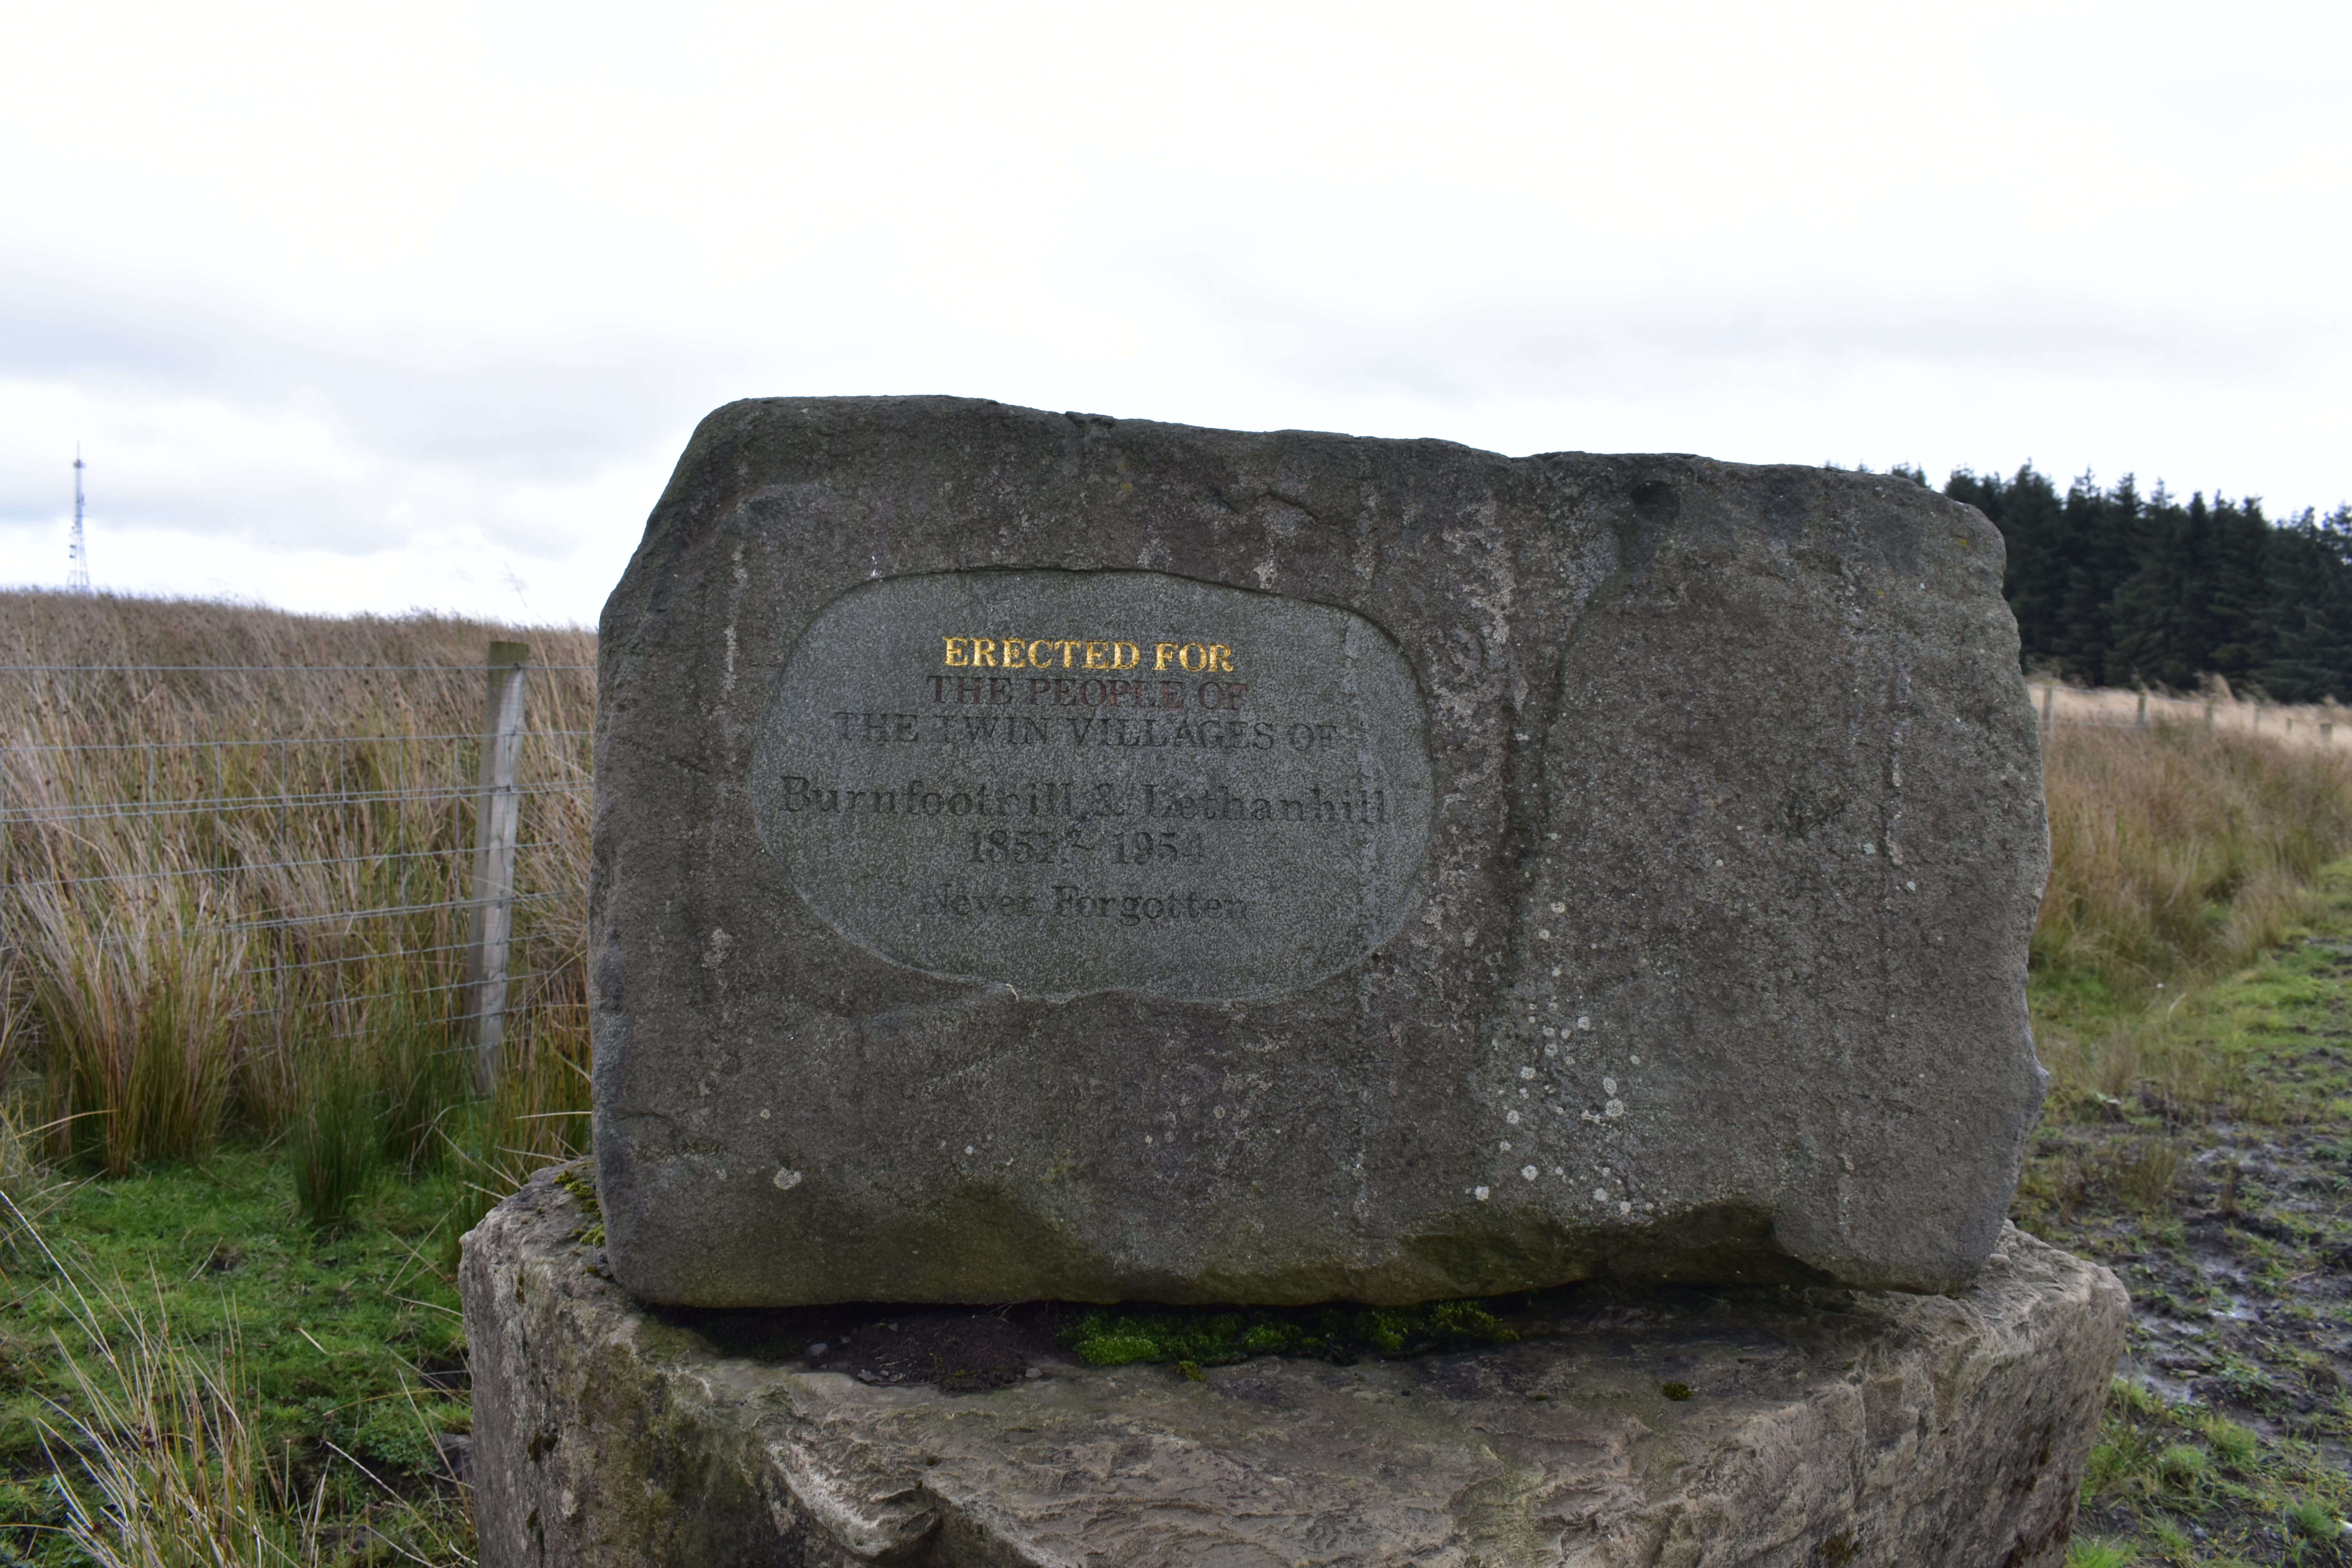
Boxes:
[1946,468,2350,701]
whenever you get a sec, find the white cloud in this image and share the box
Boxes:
[2,0,2347,620]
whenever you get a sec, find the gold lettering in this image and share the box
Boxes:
[955,633,1228,672]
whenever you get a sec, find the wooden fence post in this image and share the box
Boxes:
[2040,684,2054,733]
[466,641,530,1092]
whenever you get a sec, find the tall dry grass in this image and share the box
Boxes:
[2028,677,2350,751]
[0,590,594,1185]
[2033,714,2352,1122]
[2035,718,2352,993]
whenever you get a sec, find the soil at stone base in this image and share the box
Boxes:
[655,1301,1062,1392]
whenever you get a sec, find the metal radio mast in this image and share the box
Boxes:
[67,447,89,592]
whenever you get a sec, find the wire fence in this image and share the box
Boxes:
[2030,681,2349,748]
[0,653,596,1125]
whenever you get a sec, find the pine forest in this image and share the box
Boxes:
[1929,463,2352,702]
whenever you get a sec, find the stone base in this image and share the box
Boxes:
[461,1165,2126,1568]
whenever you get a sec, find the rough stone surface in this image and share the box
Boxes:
[463,1166,2127,1568]
[593,396,2049,1305]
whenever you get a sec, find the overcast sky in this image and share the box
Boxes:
[3,1,2346,626]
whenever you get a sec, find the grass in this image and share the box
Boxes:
[293,1053,380,1231]
[2035,718,2352,1008]
[0,588,595,1175]
[0,1150,474,1564]
[0,592,594,1563]
[2025,711,2352,1568]
[2021,713,2352,1564]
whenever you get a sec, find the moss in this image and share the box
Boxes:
[555,1160,605,1248]
[1058,1298,1517,1368]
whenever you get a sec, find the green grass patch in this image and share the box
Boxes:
[0,1146,472,1565]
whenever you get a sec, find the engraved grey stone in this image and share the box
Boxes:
[750,571,1432,1001]
[592,396,2049,1307]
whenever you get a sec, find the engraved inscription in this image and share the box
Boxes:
[752,571,1433,1001]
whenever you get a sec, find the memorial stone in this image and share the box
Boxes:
[591,396,2049,1306]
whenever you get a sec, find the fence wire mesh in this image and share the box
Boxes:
[2029,680,2349,746]
[0,656,595,1170]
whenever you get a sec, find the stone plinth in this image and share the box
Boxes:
[463,1166,2126,1568]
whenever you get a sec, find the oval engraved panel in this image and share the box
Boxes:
[752,571,1434,1001]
